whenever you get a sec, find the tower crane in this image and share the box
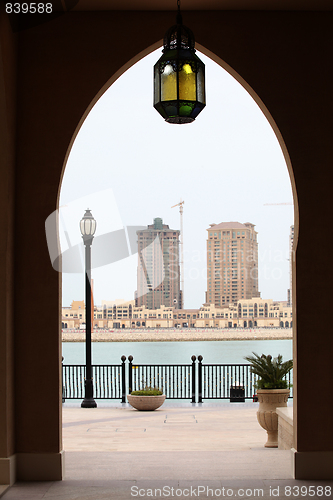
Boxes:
[171,199,184,309]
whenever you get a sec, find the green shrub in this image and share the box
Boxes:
[244,352,293,389]
[130,386,163,396]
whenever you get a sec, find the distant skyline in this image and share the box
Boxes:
[59,48,294,308]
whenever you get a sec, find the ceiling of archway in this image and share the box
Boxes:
[67,0,332,10]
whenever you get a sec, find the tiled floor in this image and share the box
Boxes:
[62,403,269,452]
[2,403,332,499]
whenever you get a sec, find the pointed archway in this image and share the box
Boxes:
[2,9,332,487]
[58,41,296,477]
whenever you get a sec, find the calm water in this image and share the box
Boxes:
[62,339,293,365]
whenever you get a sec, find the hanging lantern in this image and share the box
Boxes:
[153,4,206,124]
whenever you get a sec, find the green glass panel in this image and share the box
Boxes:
[179,63,196,101]
[161,64,177,101]
[179,103,193,117]
[163,102,178,118]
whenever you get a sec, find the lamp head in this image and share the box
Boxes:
[80,209,96,243]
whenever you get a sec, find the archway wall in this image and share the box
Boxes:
[1,9,331,482]
[0,7,17,482]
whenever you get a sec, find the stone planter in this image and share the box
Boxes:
[256,388,290,448]
[127,394,166,411]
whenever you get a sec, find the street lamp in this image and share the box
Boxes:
[80,209,97,408]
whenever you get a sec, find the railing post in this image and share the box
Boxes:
[198,355,203,403]
[191,355,196,403]
[128,355,133,394]
[121,355,126,403]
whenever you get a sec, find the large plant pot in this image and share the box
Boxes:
[256,389,290,448]
[127,394,166,411]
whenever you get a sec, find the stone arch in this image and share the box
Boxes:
[12,10,333,485]
[57,42,298,476]
[58,38,298,339]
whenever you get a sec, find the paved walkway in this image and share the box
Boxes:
[62,402,269,452]
[2,403,332,499]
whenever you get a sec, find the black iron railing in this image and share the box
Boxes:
[128,355,195,401]
[201,362,258,401]
[62,355,293,403]
[62,357,126,401]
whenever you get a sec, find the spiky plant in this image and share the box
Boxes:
[244,352,293,389]
[130,386,163,396]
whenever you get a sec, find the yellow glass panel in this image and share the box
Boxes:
[161,64,177,101]
[179,64,196,101]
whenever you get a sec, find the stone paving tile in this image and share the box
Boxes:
[0,487,10,498]
[1,405,299,500]
[0,481,54,499]
[62,406,267,452]
[64,450,292,481]
[3,479,333,500]
[1,492,46,499]
[44,483,132,498]
[41,480,181,500]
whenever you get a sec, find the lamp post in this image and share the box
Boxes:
[80,209,97,408]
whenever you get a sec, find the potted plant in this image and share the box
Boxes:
[244,352,293,448]
[127,386,166,411]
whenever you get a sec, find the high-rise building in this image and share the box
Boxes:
[287,224,294,307]
[206,222,260,306]
[135,218,181,310]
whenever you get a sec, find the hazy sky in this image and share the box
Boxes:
[59,48,294,309]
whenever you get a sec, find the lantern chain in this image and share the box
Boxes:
[176,0,182,26]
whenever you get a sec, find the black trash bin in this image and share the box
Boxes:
[230,385,245,402]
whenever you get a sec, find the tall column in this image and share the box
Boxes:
[0,10,16,487]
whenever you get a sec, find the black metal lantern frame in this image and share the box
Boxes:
[154,7,206,124]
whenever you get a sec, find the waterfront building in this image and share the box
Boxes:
[195,298,291,329]
[172,309,199,328]
[135,218,181,310]
[206,222,260,307]
[99,299,135,329]
[62,297,292,330]
[62,300,85,329]
[131,304,174,329]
